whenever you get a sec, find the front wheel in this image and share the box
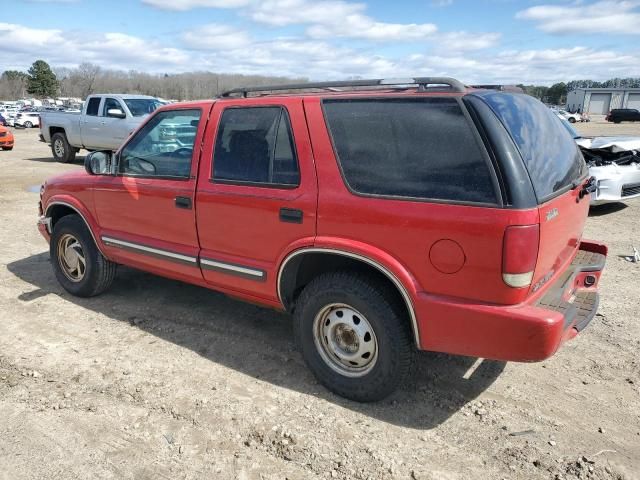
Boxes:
[294,272,413,402]
[24,121,33,128]
[568,117,576,123]
[51,215,116,297]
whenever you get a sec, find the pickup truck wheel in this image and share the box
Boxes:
[51,132,76,163]
[294,272,413,402]
[51,215,116,297]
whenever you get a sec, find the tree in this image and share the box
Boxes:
[27,60,58,98]
[547,82,567,105]
[0,70,28,99]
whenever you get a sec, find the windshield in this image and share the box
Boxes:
[475,91,586,202]
[123,99,165,117]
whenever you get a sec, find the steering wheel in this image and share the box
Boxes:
[173,148,193,158]
[126,156,156,175]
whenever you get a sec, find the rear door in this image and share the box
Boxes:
[476,92,590,292]
[195,97,317,301]
[80,96,104,148]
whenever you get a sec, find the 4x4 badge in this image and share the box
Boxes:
[546,208,559,221]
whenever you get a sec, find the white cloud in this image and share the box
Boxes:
[142,0,250,10]
[516,0,640,35]
[435,31,501,51]
[3,20,639,85]
[249,0,437,41]
[182,24,251,50]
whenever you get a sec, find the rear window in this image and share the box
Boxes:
[476,92,586,202]
[322,98,497,204]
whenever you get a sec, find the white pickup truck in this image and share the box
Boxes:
[40,94,165,163]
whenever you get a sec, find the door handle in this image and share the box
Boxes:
[175,196,192,209]
[279,208,303,224]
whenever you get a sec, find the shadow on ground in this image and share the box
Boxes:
[589,202,627,216]
[8,252,505,429]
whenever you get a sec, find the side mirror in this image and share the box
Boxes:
[107,108,126,119]
[84,151,113,175]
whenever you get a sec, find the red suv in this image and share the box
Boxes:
[37,78,607,401]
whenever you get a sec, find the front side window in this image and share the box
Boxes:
[103,98,122,116]
[86,97,101,116]
[323,98,497,203]
[119,109,200,179]
[213,107,300,187]
[124,99,165,117]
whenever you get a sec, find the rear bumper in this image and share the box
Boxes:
[415,240,607,362]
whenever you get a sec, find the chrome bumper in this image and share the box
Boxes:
[38,216,52,235]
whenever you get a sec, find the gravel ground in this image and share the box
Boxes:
[1,123,639,480]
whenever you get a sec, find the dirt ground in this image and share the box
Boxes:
[1,121,639,480]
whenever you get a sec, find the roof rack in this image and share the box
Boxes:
[220,77,466,98]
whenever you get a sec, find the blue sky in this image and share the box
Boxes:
[3,0,640,84]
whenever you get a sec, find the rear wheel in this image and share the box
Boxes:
[24,121,33,128]
[294,271,413,402]
[51,215,116,297]
[51,132,76,163]
[568,117,576,123]
[1,147,12,151]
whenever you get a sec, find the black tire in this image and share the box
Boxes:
[50,215,116,297]
[568,117,576,123]
[294,271,413,402]
[24,121,33,128]
[51,132,76,163]
[1,147,12,151]
[614,120,621,124]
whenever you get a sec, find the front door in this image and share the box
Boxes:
[195,98,317,301]
[93,106,207,283]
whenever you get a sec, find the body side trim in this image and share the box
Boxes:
[277,247,420,347]
[200,258,266,281]
[101,236,197,265]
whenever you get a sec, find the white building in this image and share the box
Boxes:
[567,87,640,114]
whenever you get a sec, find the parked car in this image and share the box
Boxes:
[40,94,166,163]
[558,117,640,205]
[14,111,40,128]
[0,125,14,150]
[605,108,640,123]
[37,77,607,402]
[557,109,583,123]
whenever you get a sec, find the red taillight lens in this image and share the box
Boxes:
[502,224,540,288]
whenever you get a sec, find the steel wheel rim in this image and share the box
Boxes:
[54,139,65,157]
[57,233,86,282]
[313,303,378,378]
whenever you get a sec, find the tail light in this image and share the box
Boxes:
[502,225,540,288]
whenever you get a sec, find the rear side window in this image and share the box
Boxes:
[86,97,101,116]
[476,92,586,202]
[322,98,497,204]
[213,107,300,187]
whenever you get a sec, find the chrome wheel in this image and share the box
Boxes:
[313,303,378,378]
[57,233,86,282]
[54,138,65,157]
